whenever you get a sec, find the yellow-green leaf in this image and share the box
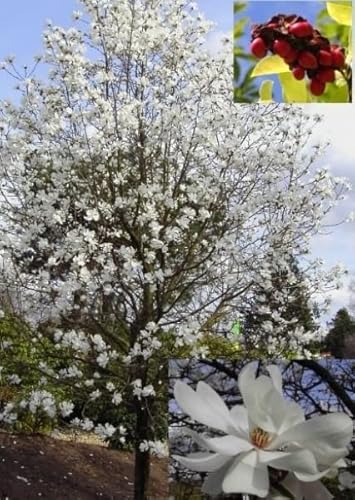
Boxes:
[259,80,274,102]
[234,18,248,39]
[279,72,309,103]
[317,72,349,102]
[326,1,352,26]
[347,27,352,59]
[251,55,290,77]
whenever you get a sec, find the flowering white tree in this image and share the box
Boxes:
[0,0,351,497]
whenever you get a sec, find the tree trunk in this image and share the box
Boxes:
[134,399,151,500]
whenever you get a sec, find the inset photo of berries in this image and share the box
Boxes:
[234,1,352,103]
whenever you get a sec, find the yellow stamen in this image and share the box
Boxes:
[250,427,271,449]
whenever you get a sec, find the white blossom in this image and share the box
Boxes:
[112,392,123,405]
[95,423,116,439]
[59,401,75,418]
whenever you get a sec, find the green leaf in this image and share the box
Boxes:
[259,79,274,102]
[326,1,352,26]
[348,27,352,59]
[234,2,247,14]
[234,18,248,39]
[279,72,309,103]
[317,73,349,102]
[234,61,241,81]
[319,23,340,38]
[317,7,331,21]
[251,55,290,77]
[232,320,241,335]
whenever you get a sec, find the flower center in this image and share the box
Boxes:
[250,427,271,449]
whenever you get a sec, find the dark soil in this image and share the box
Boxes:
[0,431,169,500]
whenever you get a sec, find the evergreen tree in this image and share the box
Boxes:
[242,252,319,355]
[324,308,355,357]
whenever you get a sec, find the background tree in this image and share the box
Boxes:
[241,250,320,355]
[324,308,355,357]
[348,275,355,316]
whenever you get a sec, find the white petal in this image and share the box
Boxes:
[279,473,303,499]
[295,457,348,482]
[185,428,253,456]
[196,381,235,432]
[240,375,276,431]
[299,480,334,500]
[258,448,319,476]
[229,404,250,437]
[174,380,233,433]
[222,450,269,497]
[274,413,353,456]
[201,459,234,496]
[172,451,231,472]
[238,363,304,436]
[266,389,305,436]
[238,362,258,397]
[281,474,333,500]
[295,468,333,482]
[266,364,283,394]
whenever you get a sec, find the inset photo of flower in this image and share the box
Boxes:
[234,1,352,103]
[169,359,355,499]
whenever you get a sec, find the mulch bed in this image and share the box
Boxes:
[0,431,169,500]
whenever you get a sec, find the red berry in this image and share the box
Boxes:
[318,50,332,66]
[331,48,345,68]
[267,23,279,29]
[251,37,267,58]
[298,51,318,69]
[273,39,292,58]
[284,47,299,64]
[292,66,305,80]
[317,68,335,83]
[310,78,325,96]
[289,21,313,38]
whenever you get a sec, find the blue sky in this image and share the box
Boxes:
[0,0,354,321]
[0,0,77,100]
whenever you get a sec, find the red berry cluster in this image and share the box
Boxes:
[250,14,346,96]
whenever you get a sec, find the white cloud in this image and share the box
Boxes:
[304,104,355,168]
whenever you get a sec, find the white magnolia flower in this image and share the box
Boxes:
[7,374,21,385]
[339,470,355,490]
[106,382,115,392]
[112,391,123,405]
[173,362,352,498]
[59,401,74,418]
[95,423,116,439]
[89,389,101,400]
[80,417,94,432]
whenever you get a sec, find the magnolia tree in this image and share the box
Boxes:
[0,0,351,497]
